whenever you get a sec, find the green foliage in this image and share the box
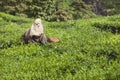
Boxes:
[0,12,32,23]
[0,0,96,21]
[0,12,120,80]
[100,0,120,15]
[0,0,120,21]
[27,0,56,21]
[70,0,95,19]
[93,15,120,33]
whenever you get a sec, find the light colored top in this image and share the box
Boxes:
[29,18,44,36]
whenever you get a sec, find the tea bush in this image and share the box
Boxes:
[93,15,120,33]
[0,12,120,80]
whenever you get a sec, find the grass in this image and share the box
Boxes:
[0,12,120,80]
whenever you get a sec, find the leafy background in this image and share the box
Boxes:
[0,0,120,21]
[0,12,120,80]
[0,0,120,80]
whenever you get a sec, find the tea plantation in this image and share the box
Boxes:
[0,12,120,80]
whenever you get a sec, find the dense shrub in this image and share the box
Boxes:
[93,15,120,33]
[0,13,120,80]
[0,0,95,21]
[100,0,120,16]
